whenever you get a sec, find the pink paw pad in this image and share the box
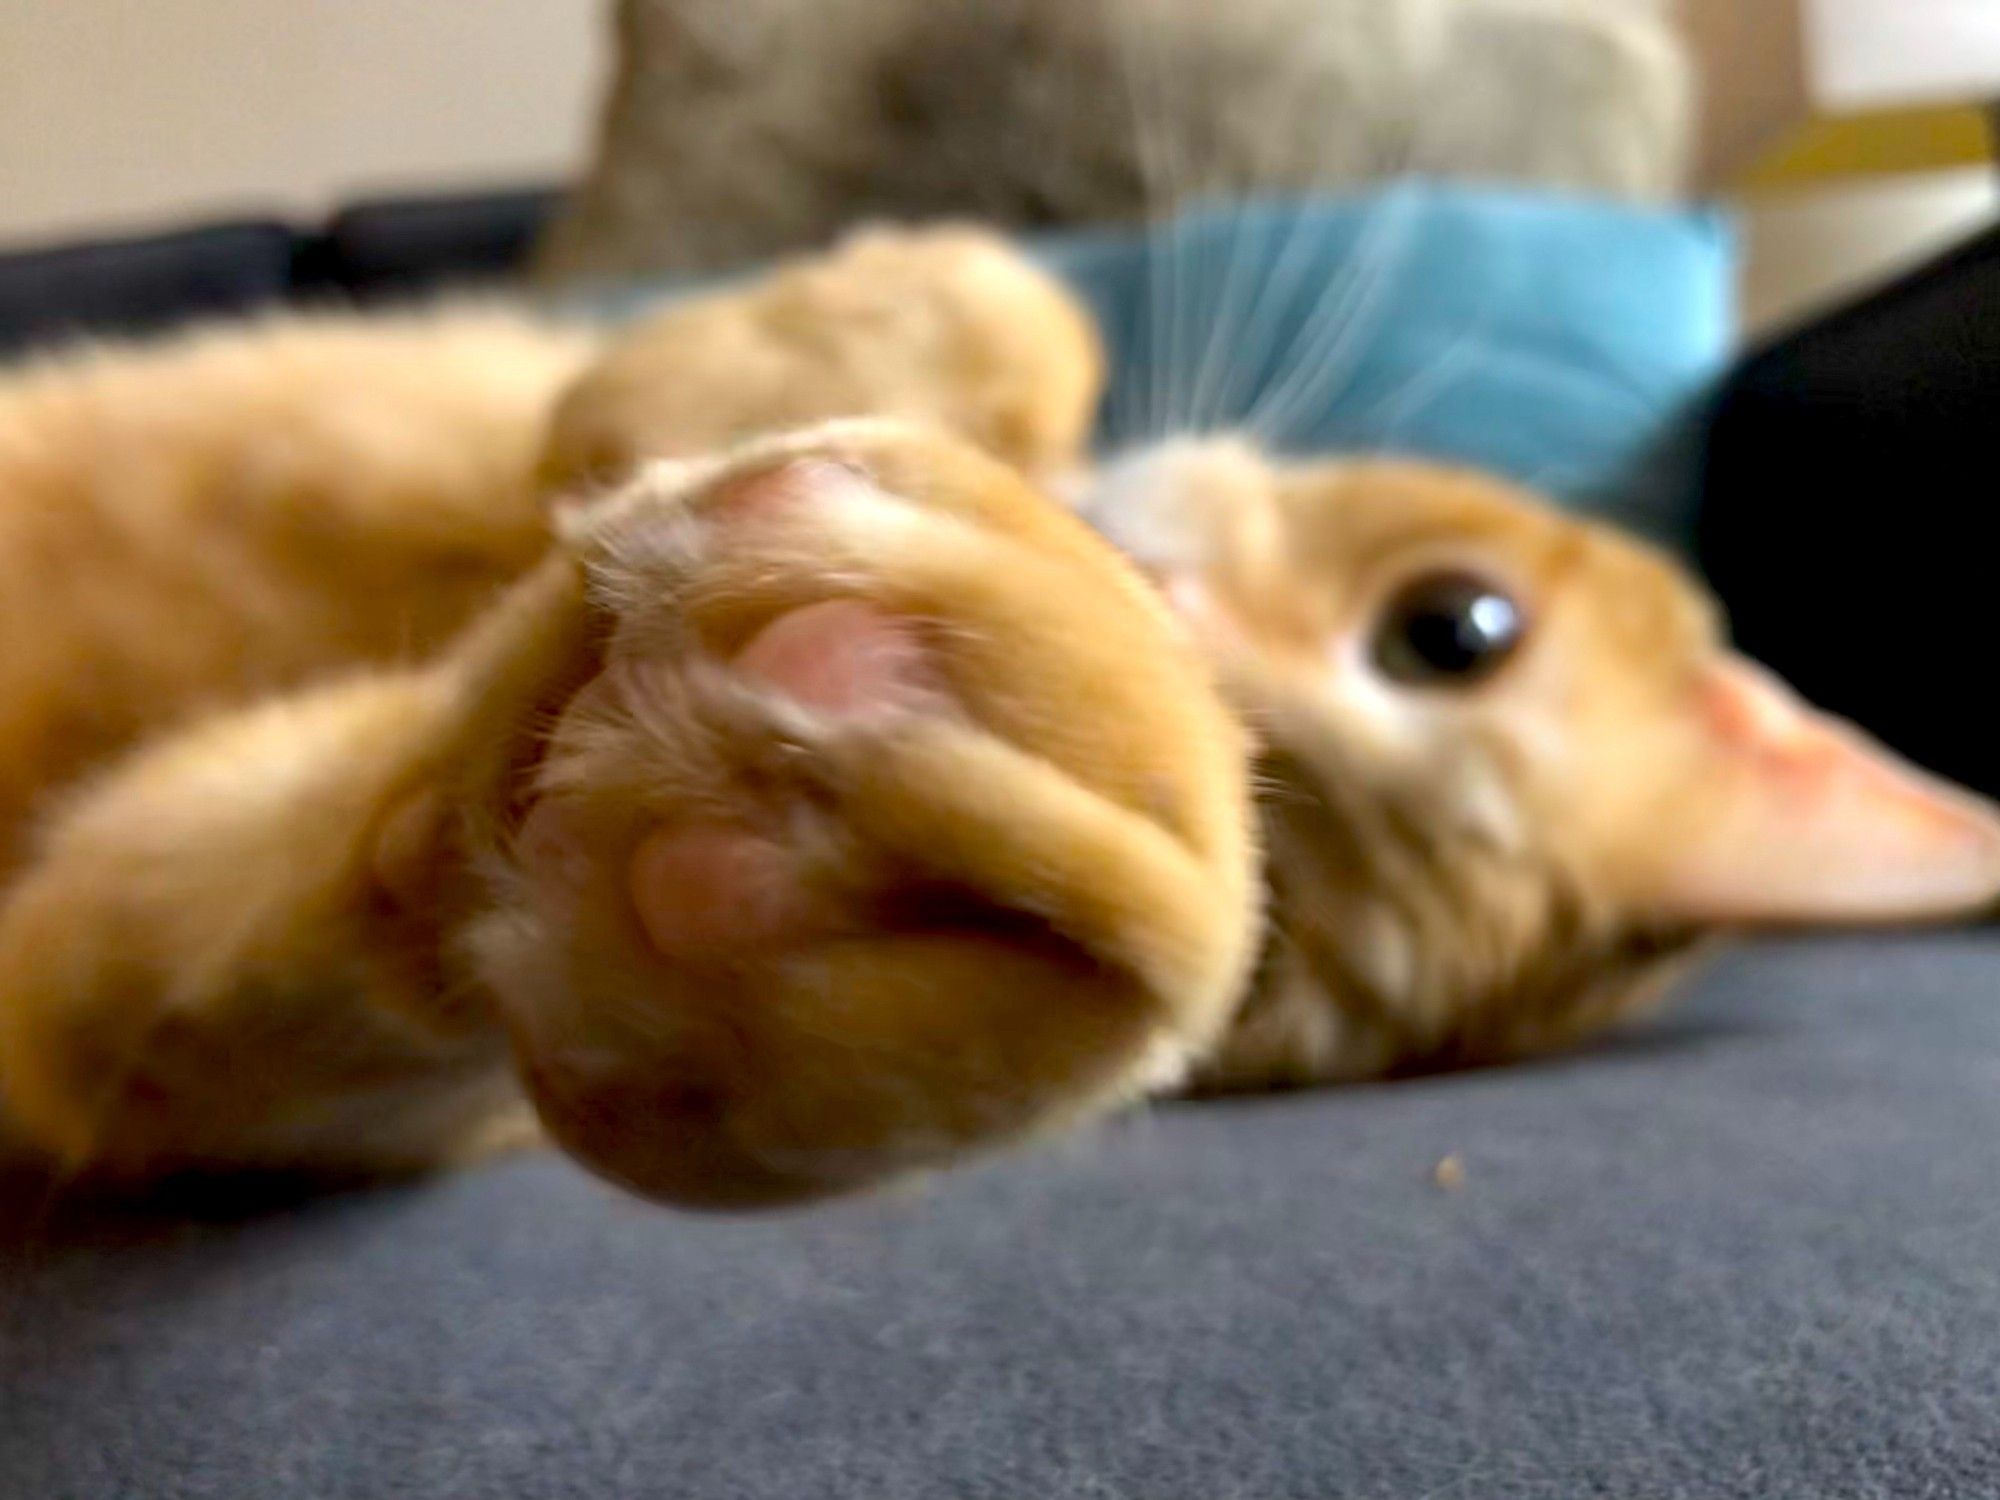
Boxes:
[730,598,944,715]
[701,456,871,524]
[627,598,947,960]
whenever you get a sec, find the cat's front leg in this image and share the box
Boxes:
[0,662,534,1181]
[0,420,1259,1205]
[468,420,1261,1206]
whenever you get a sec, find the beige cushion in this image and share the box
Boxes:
[537,0,1691,283]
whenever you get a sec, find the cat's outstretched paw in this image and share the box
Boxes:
[469,421,1259,1206]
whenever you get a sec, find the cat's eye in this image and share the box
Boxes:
[1370,571,1525,687]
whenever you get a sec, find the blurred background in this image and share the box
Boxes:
[3,0,1994,334]
[0,2,600,240]
[8,11,2000,1498]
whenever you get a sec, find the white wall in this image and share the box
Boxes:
[3,1,1992,341]
[1805,0,2000,109]
[1742,168,2000,334]
[0,0,602,243]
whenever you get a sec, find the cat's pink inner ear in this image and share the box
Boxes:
[1648,656,2000,924]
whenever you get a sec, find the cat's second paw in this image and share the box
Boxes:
[467,421,1259,1206]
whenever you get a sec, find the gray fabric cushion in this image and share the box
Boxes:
[6,933,1999,1498]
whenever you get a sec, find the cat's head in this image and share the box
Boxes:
[1080,438,2000,1077]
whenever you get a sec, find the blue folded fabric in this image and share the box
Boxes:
[1037,184,1736,548]
[578,183,1736,550]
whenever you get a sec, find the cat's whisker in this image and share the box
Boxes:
[1126,0,1200,440]
[1517,456,1593,497]
[1575,335,1691,415]
[1240,196,1413,446]
[1139,24,1189,438]
[1186,201,1263,438]
[1245,194,1421,448]
[1253,774,1319,810]
[1110,3,1176,444]
[1238,200,1404,443]
[1210,200,1332,436]
[1103,3,1151,439]
[1352,317,1498,448]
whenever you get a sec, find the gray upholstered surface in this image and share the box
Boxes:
[5,934,1999,1499]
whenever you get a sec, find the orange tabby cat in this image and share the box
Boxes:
[0,231,1257,1207]
[1,227,1994,1208]
[1078,439,2000,1088]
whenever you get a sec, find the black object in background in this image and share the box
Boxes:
[292,186,561,300]
[0,221,298,358]
[0,187,559,360]
[1699,224,2000,800]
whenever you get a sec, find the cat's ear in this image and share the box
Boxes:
[1641,656,2000,925]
